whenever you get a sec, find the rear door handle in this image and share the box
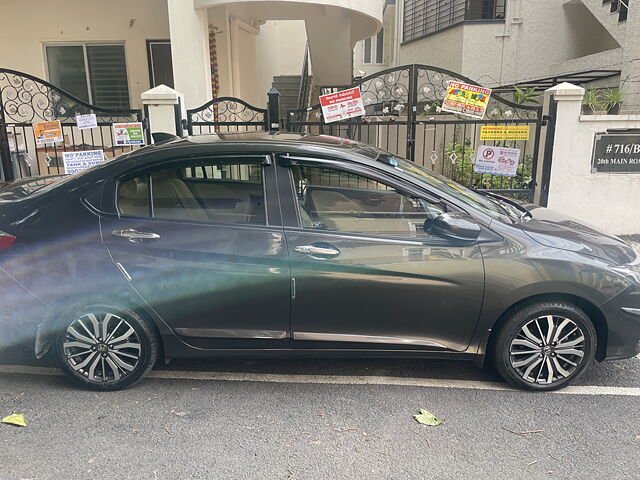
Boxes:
[112,228,160,243]
[293,243,340,259]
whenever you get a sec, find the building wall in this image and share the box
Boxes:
[0,0,170,109]
[547,85,640,236]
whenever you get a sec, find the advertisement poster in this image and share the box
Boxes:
[480,125,530,141]
[474,145,521,177]
[113,122,145,146]
[62,150,105,175]
[75,113,98,130]
[319,87,366,123]
[33,120,64,144]
[441,81,492,119]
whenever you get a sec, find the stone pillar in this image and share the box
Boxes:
[141,85,185,141]
[167,0,212,109]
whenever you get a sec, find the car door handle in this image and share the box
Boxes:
[293,244,340,258]
[112,229,160,243]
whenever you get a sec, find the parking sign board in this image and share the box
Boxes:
[474,145,521,177]
[319,87,366,124]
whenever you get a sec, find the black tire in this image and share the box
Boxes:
[53,299,158,391]
[491,300,597,391]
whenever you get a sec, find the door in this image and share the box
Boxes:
[146,40,174,89]
[277,157,485,352]
[101,155,290,348]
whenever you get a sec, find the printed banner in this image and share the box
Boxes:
[33,120,64,144]
[474,145,521,177]
[319,87,366,124]
[113,122,145,146]
[62,149,105,175]
[480,125,530,141]
[75,113,98,130]
[441,81,492,119]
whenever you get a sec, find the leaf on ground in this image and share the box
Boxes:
[2,413,27,427]
[635,435,640,440]
[413,409,443,426]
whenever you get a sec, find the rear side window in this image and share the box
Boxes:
[116,160,266,225]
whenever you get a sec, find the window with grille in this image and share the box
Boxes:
[45,43,130,110]
[403,0,506,43]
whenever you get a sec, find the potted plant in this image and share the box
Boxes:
[603,87,623,114]
[513,85,542,105]
[582,89,604,115]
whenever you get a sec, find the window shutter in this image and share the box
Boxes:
[86,45,130,110]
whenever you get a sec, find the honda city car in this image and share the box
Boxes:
[0,132,638,391]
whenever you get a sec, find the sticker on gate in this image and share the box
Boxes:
[441,81,492,119]
[319,87,366,124]
[33,121,64,144]
[113,122,145,146]
[474,145,521,177]
[62,149,105,175]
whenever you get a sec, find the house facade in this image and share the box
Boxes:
[354,0,639,112]
[0,0,384,110]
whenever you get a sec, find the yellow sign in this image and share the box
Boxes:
[480,125,530,141]
[33,120,63,145]
[441,81,492,119]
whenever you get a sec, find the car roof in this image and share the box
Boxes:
[126,131,382,163]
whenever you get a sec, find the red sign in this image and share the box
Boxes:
[319,87,366,124]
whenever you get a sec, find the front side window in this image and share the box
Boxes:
[291,164,444,237]
[45,43,130,110]
[117,160,266,225]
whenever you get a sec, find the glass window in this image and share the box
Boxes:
[363,29,384,65]
[292,165,445,237]
[45,43,130,110]
[376,29,384,64]
[363,37,372,64]
[116,161,266,225]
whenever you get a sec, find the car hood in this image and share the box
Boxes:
[516,205,636,265]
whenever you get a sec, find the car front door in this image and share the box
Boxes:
[276,156,485,352]
[101,154,291,348]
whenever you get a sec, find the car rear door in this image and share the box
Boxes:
[275,155,485,352]
[101,154,291,348]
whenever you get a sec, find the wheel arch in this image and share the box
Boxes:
[484,293,608,363]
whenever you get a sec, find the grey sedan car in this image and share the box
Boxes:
[0,132,638,391]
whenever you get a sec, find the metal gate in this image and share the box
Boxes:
[184,97,269,135]
[0,68,147,182]
[287,65,544,200]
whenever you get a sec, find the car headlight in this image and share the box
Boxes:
[611,257,640,285]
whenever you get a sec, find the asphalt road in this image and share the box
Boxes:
[1,344,639,480]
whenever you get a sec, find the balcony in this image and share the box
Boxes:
[402,0,506,44]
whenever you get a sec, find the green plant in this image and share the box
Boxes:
[603,87,623,110]
[582,89,605,111]
[513,86,541,105]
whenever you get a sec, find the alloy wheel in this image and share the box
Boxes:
[509,315,586,385]
[62,312,142,383]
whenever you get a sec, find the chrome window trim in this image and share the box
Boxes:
[621,307,640,316]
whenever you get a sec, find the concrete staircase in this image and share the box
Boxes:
[575,0,628,44]
[272,75,304,117]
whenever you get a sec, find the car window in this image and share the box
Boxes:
[291,165,445,237]
[117,160,266,225]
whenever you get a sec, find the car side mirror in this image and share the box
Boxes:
[424,212,481,243]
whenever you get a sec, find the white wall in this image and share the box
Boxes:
[546,83,640,236]
[0,0,170,109]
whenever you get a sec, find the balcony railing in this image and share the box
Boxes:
[402,0,506,43]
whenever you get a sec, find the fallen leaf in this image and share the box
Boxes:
[308,440,321,445]
[634,435,640,440]
[413,409,443,426]
[2,413,27,427]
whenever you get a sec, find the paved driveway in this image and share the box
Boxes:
[1,345,639,480]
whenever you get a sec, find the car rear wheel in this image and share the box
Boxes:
[491,300,597,391]
[54,301,158,391]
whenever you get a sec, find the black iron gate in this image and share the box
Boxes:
[0,68,147,182]
[287,65,544,200]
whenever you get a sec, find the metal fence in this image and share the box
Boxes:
[0,68,148,182]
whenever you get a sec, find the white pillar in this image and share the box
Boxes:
[167,0,212,109]
[141,85,185,141]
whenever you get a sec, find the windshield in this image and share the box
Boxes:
[374,151,512,221]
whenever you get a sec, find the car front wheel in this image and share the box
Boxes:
[54,301,158,391]
[491,300,597,391]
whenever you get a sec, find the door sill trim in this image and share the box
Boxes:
[293,332,447,349]
[175,328,287,340]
